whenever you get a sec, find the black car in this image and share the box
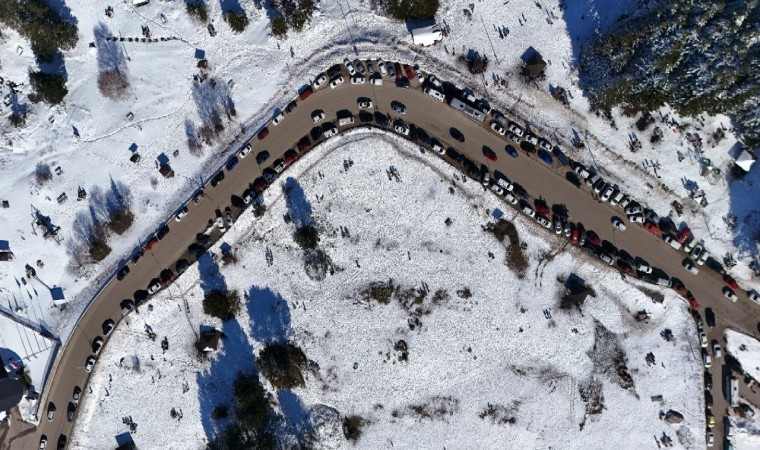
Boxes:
[285,100,297,113]
[131,248,144,264]
[157,225,169,240]
[116,265,130,281]
[704,308,715,327]
[176,259,190,274]
[704,389,713,407]
[67,402,76,422]
[72,386,81,403]
[446,147,463,164]
[57,434,67,450]
[188,243,207,258]
[704,371,712,390]
[256,150,270,165]
[449,127,465,142]
[102,319,115,336]
[327,64,342,78]
[263,168,279,182]
[358,111,374,123]
[134,289,149,303]
[210,171,225,187]
[520,141,536,154]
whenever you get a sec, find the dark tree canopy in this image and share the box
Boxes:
[0,0,78,62]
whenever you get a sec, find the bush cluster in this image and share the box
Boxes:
[0,0,78,62]
[203,289,240,320]
[375,0,439,20]
[29,72,68,105]
[270,0,315,37]
[256,342,308,389]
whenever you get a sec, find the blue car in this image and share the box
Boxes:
[504,145,519,158]
[225,156,239,171]
[552,147,569,165]
[537,149,553,165]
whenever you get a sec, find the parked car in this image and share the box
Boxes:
[601,185,615,202]
[92,336,104,355]
[210,171,225,187]
[537,149,553,165]
[637,262,652,274]
[723,274,739,289]
[102,319,115,336]
[394,123,409,136]
[47,402,56,421]
[706,431,714,447]
[536,215,551,229]
[287,100,298,112]
[225,207,233,226]
[682,258,699,274]
[490,122,506,135]
[627,213,644,223]
[354,59,366,75]
[174,206,189,222]
[663,235,682,250]
[643,221,660,236]
[148,278,161,294]
[552,148,569,166]
[625,205,642,215]
[357,98,373,109]
[72,386,81,404]
[39,435,47,450]
[522,205,535,218]
[504,145,519,158]
[350,75,365,84]
[391,102,406,114]
[271,111,285,126]
[538,139,552,151]
[116,265,130,281]
[376,58,387,75]
[508,123,524,136]
[313,73,327,88]
[257,127,269,140]
[423,87,445,102]
[343,57,356,75]
[489,184,504,196]
[431,141,445,154]
[482,146,497,161]
[524,134,539,145]
[330,76,345,88]
[553,216,563,234]
[677,227,692,243]
[703,351,712,369]
[712,341,722,358]
[370,76,383,85]
[723,287,738,302]
[85,355,96,373]
[748,290,760,304]
[323,127,338,138]
[690,244,705,262]
[427,74,442,88]
[611,217,626,231]
[504,192,518,205]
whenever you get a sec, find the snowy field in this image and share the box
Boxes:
[1,0,755,427]
[71,132,704,449]
[724,330,760,449]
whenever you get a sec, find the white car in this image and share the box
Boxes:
[611,217,626,231]
[637,263,652,274]
[538,139,552,151]
[431,143,444,154]
[663,235,682,250]
[423,87,445,102]
[313,73,327,89]
[239,144,251,158]
[358,99,373,109]
[148,279,161,293]
[628,214,644,223]
[215,216,225,232]
[311,110,326,123]
[427,74,442,88]
[619,195,632,208]
[85,355,96,373]
[706,431,714,447]
[272,160,286,174]
[625,205,642,215]
[394,124,409,136]
[682,259,699,274]
[699,332,707,348]
[481,171,490,187]
[683,238,696,253]
[610,190,624,206]
[490,122,506,135]
[392,103,406,114]
[522,205,535,218]
[323,127,338,138]
[749,290,760,304]
[376,58,387,75]
[712,341,722,358]
[343,58,356,76]
[496,178,514,192]
[272,111,285,126]
[703,353,711,368]
[697,249,709,265]
[92,336,104,355]
[370,77,383,85]
[174,206,188,222]
[330,76,345,89]
[690,244,705,262]
[506,132,520,142]
[489,184,504,196]
[536,216,551,229]
[504,192,518,205]
[601,186,615,201]
[508,123,524,136]
[350,76,365,84]
[723,287,738,302]
[525,134,539,145]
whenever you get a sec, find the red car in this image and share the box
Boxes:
[403,65,415,80]
[687,293,699,310]
[617,260,635,276]
[534,201,550,217]
[160,269,174,286]
[723,274,739,289]
[283,149,299,166]
[257,127,269,140]
[644,221,660,236]
[144,237,159,251]
[252,177,268,194]
[586,230,601,246]
[570,228,580,245]
[677,227,691,243]
[297,136,311,153]
[483,147,497,162]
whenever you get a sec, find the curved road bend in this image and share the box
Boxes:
[18,63,757,448]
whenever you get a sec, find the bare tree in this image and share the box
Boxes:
[94,23,130,100]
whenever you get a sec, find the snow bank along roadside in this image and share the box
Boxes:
[71,131,704,449]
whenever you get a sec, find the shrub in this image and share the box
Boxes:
[233,372,271,431]
[293,224,319,249]
[225,10,249,33]
[28,71,68,105]
[253,203,266,218]
[342,415,364,442]
[34,162,53,185]
[185,0,208,22]
[257,342,307,389]
[203,289,240,320]
[10,112,26,127]
[271,16,288,37]
[108,208,134,235]
[89,238,112,262]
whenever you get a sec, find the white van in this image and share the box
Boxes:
[663,235,682,250]
[424,87,445,102]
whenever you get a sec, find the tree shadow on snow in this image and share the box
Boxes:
[277,389,313,444]
[196,256,256,440]
[282,177,313,227]
[248,285,291,345]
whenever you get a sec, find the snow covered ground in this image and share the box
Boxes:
[1,0,755,427]
[71,132,704,449]
[726,330,760,382]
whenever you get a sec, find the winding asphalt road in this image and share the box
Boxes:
[11,61,758,449]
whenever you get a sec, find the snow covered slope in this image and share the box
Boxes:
[70,132,704,449]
